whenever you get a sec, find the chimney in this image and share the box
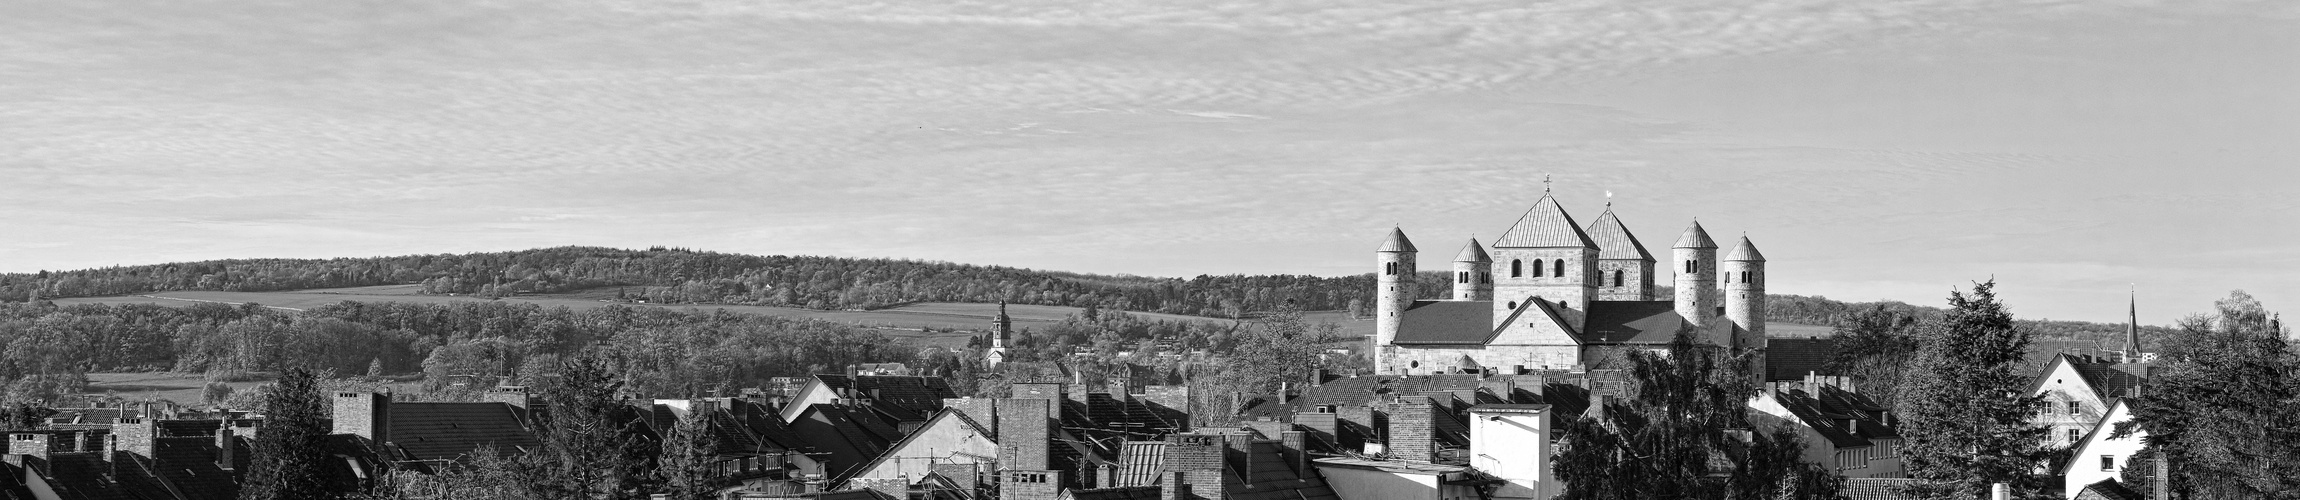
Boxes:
[6,433,53,463]
[1310,368,1330,388]
[995,398,1052,470]
[112,417,157,458]
[1280,430,1309,473]
[1280,382,1293,404]
[1990,483,2009,500]
[216,422,235,471]
[332,392,391,445]
[1161,435,1225,500]
[1391,396,1437,463]
[2153,454,2169,500]
[1294,412,1338,453]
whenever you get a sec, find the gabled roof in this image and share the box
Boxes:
[792,404,903,482]
[1724,236,1765,262]
[2029,353,2153,402]
[1843,478,1921,500]
[1494,195,1597,249]
[1673,222,1717,249]
[1376,228,1417,253]
[2076,478,2145,500]
[386,402,540,461]
[845,408,994,482]
[1585,210,1654,261]
[1452,238,1491,263]
[1764,386,1897,449]
[813,375,958,423]
[2059,399,2141,477]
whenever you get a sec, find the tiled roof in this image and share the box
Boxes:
[1494,195,1597,249]
[1115,441,1166,487]
[1585,210,1654,261]
[1672,222,1717,249]
[386,402,540,462]
[2076,478,2145,500]
[1376,228,1418,253]
[731,399,808,451]
[815,375,957,423]
[1277,375,1485,413]
[1843,478,1919,500]
[1451,238,1491,263]
[1070,485,1162,500]
[1724,236,1765,262]
[1767,387,1897,449]
[1391,301,1494,344]
[1575,301,1686,344]
[1766,338,1840,382]
[792,405,901,482]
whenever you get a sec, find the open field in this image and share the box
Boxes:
[82,372,424,405]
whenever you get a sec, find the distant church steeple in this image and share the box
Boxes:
[985,301,1012,367]
[2122,289,2147,364]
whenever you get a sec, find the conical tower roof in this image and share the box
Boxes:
[1674,221,1717,249]
[1377,227,1418,253]
[1494,194,1598,249]
[2125,292,2142,358]
[1585,209,1654,261]
[1724,236,1765,261]
[1454,238,1492,263]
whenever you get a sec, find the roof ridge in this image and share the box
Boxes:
[1585,209,1655,261]
[1493,194,1598,249]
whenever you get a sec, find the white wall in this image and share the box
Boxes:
[1469,407,1554,499]
[2064,402,2146,499]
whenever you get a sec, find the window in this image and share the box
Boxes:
[1743,271,1753,283]
[2067,401,2080,415]
[1480,273,1491,284]
[1724,272,1731,284]
[2101,455,2115,471]
[1511,260,1523,277]
[1532,259,1543,277]
[1458,271,1468,284]
[1552,259,1565,277]
[2067,428,2081,443]
[1386,262,1396,275]
[1612,270,1624,287]
[1507,301,1517,310]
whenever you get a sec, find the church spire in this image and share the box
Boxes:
[2124,289,2143,363]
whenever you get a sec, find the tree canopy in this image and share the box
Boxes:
[1893,280,2051,499]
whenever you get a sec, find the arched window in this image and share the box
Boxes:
[1531,259,1543,277]
[1613,270,1624,287]
[1480,273,1491,284]
[1724,272,1731,284]
[1745,271,1754,284]
[1458,271,1468,283]
[1386,262,1396,275]
[1510,260,1523,277]
[1553,259,1565,277]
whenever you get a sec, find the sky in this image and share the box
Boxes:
[1,0,2294,325]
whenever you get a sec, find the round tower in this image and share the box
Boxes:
[1673,222,1718,329]
[1376,228,1419,374]
[1452,238,1493,301]
[1723,236,1766,351]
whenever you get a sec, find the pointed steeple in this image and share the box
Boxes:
[1724,236,1765,261]
[1585,209,1654,261]
[1377,227,1418,253]
[1494,194,1598,249]
[1453,238,1492,263]
[2124,290,2143,362]
[1674,221,1717,249]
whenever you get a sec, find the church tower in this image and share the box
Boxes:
[1723,236,1766,351]
[1673,222,1718,330]
[985,301,1013,367]
[1586,204,1656,301]
[1452,238,1493,301]
[1490,192,1599,329]
[1375,228,1418,374]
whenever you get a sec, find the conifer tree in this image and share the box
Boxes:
[656,408,719,500]
[240,367,336,500]
[1552,330,1845,500]
[2115,291,2300,498]
[1894,280,2049,498]
[517,354,653,499]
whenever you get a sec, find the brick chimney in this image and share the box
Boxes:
[1390,396,1437,463]
[112,417,157,458]
[483,386,531,408]
[995,397,1051,470]
[1161,435,1225,500]
[216,421,235,471]
[332,392,391,445]
[6,433,53,463]
[1293,412,1338,453]
[1000,470,1063,500]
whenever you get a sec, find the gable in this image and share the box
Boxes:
[846,409,998,482]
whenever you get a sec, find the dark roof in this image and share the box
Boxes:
[1377,228,1418,253]
[1767,338,1840,382]
[1269,375,1485,414]
[761,490,898,500]
[1766,387,1897,449]
[1225,440,1340,500]
[150,437,244,500]
[2076,478,2145,500]
[1724,236,1765,261]
[1843,478,1919,500]
[792,404,901,482]
[385,402,540,461]
[814,375,957,422]
[1071,485,1162,500]
[1494,194,1597,249]
[1392,301,1494,345]
[1585,210,1655,261]
[1673,222,1716,249]
[2029,353,2155,402]
[19,453,141,500]
[1577,301,1686,344]
[1451,238,1491,263]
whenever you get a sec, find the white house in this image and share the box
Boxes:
[2061,399,2149,499]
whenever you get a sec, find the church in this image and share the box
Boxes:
[1372,190,1768,375]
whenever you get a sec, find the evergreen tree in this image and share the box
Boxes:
[1552,330,1845,500]
[239,367,336,500]
[1894,280,2050,499]
[517,354,652,499]
[655,408,720,500]
[2115,291,2300,498]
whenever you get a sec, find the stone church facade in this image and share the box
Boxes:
[1372,191,1769,375]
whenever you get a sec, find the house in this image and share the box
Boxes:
[2028,353,2152,449]
[2060,400,2148,500]
[330,389,540,466]
[2,416,379,500]
[641,398,825,495]
[776,372,959,432]
[1747,378,1905,479]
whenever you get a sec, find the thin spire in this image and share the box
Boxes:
[2125,286,2143,363]
[1544,174,1552,193]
